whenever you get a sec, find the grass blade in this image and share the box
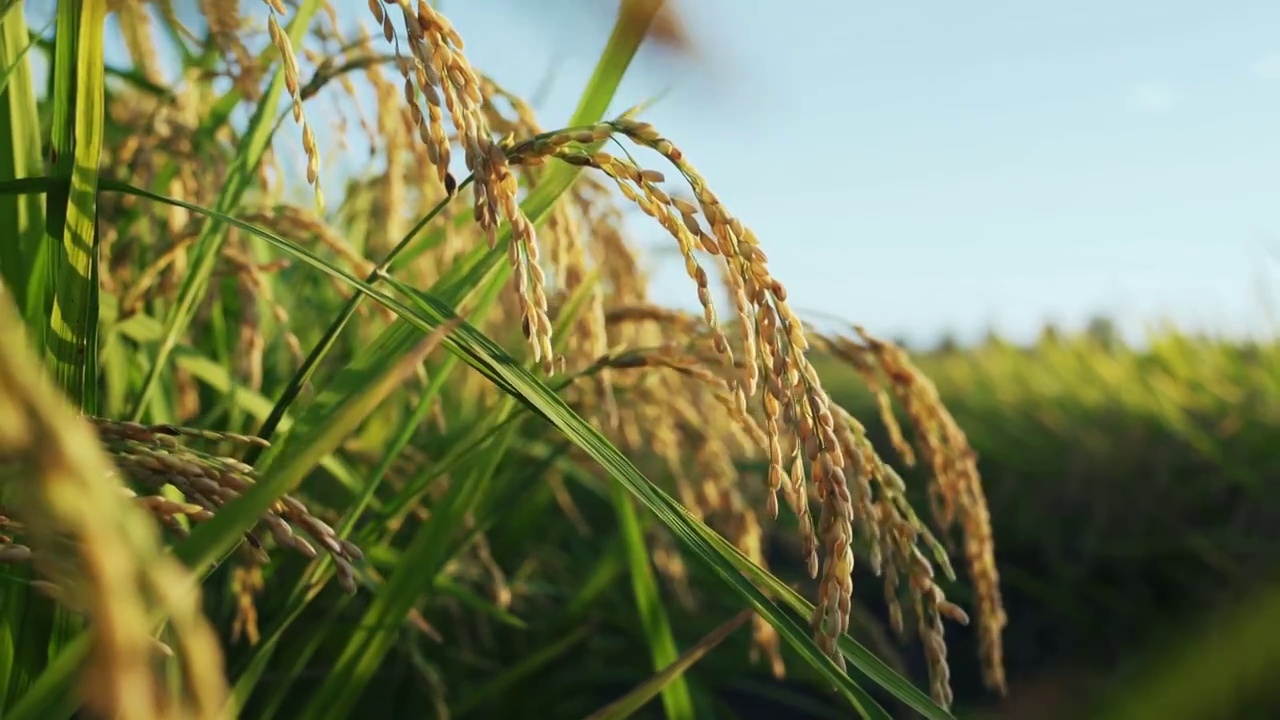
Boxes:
[586,609,752,720]
[0,5,47,331]
[612,479,696,720]
[44,0,107,410]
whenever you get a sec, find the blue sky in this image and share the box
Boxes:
[431,0,1280,345]
[58,1,1280,345]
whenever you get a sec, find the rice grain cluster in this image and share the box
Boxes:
[2,0,1008,715]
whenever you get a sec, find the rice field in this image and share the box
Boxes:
[820,329,1280,718]
[0,2,1276,719]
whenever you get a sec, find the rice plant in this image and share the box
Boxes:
[0,1,1008,718]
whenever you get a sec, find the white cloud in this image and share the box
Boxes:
[1129,80,1178,112]
[1250,53,1280,80]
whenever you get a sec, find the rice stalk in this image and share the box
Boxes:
[0,284,228,720]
